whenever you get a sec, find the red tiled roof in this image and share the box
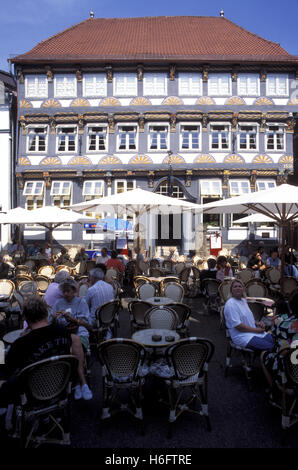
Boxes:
[11,16,298,64]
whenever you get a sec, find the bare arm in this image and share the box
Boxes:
[236,322,265,334]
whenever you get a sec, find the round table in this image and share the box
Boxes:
[132,328,180,348]
[2,329,23,345]
[146,297,174,305]
[246,296,275,308]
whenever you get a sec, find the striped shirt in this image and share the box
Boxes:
[84,280,114,325]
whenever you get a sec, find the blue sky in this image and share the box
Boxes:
[1,0,297,72]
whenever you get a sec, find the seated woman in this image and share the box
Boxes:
[224,279,274,352]
[261,290,298,391]
[216,255,233,283]
[49,279,92,400]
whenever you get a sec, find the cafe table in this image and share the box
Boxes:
[146,296,174,305]
[2,328,23,345]
[132,328,180,348]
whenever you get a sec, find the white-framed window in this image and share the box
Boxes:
[50,181,72,197]
[265,124,285,151]
[156,184,185,199]
[210,123,230,150]
[27,125,48,153]
[23,181,44,196]
[54,74,76,97]
[83,73,106,97]
[200,179,222,197]
[83,180,104,199]
[237,74,259,96]
[117,124,138,151]
[143,73,167,96]
[229,179,251,196]
[25,75,48,98]
[180,123,201,151]
[231,213,249,227]
[56,125,77,153]
[113,73,137,96]
[115,180,136,194]
[87,125,108,152]
[266,74,288,96]
[238,124,258,151]
[208,73,231,96]
[178,73,202,96]
[148,124,169,151]
[256,180,276,191]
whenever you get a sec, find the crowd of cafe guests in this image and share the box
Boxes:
[0,237,297,430]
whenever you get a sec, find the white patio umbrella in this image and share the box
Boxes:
[69,187,201,251]
[0,206,96,263]
[0,207,32,251]
[237,213,298,224]
[202,183,298,286]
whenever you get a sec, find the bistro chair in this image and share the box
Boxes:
[10,355,78,448]
[24,259,36,272]
[245,279,268,298]
[179,267,192,295]
[162,282,184,303]
[55,265,73,276]
[128,300,152,334]
[162,337,215,437]
[144,306,179,330]
[218,279,233,328]
[97,339,147,433]
[247,301,266,323]
[94,299,121,345]
[136,281,158,300]
[162,259,174,274]
[280,277,298,299]
[38,265,55,279]
[0,278,15,299]
[18,280,38,302]
[174,262,186,275]
[15,265,31,277]
[133,275,150,292]
[159,276,180,292]
[15,274,34,288]
[166,302,191,337]
[149,258,160,269]
[0,279,16,327]
[149,267,164,278]
[266,267,281,285]
[202,278,221,313]
[236,268,254,284]
[34,275,50,297]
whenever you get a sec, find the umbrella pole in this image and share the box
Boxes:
[49,224,54,265]
[280,204,286,294]
[18,223,21,251]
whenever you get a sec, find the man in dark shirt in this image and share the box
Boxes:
[0,297,91,406]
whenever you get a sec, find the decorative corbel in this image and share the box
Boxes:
[19,116,27,135]
[139,114,145,133]
[17,70,24,84]
[105,66,113,83]
[137,65,144,81]
[222,170,230,191]
[148,171,155,188]
[16,173,24,190]
[250,170,257,191]
[260,69,267,82]
[49,116,56,135]
[169,65,176,81]
[108,115,115,133]
[231,68,238,82]
[43,172,51,188]
[76,171,84,187]
[78,114,84,134]
[286,114,296,133]
[45,65,53,82]
[185,170,192,187]
[202,66,209,82]
[76,69,83,82]
[202,113,208,132]
[106,171,112,187]
[260,112,266,133]
[170,113,176,132]
[232,112,238,132]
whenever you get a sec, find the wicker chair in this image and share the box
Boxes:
[266,267,281,284]
[11,355,78,448]
[174,262,186,275]
[202,278,221,313]
[179,267,192,295]
[15,265,31,277]
[218,279,233,328]
[136,281,158,300]
[38,265,55,279]
[159,276,180,292]
[149,258,160,269]
[236,268,254,284]
[149,267,164,278]
[18,280,38,301]
[24,260,36,272]
[55,265,73,276]
[245,279,268,298]
[0,278,15,299]
[166,302,191,337]
[144,306,179,330]
[128,300,152,334]
[163,337,215,437]
[133,275,150,292]
[162,259,174,274]
[280,277,298,299]
[97,339,147,433]
[15,274,34,287]
[94,300,121,345]
[162,282,184,303]
[34,275,50,297]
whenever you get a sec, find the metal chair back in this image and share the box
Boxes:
[245,279,268,298]
[175,262,186,275]
[236,268,254,284]
[163,282,184,302]
[149,259,160,268]
[218,279,233,304]
[137,281,158,300]
[166,337,214,379]
[55,265,73,275]
[95,299,121,327]
[0,279,15,298]
[280,277,298,298]
[38,265,55,278]
[266,267,281,284]
[35,275,50,293]
[128,300,152,330]
[15,265,31,276]
[98,339,146,381]
[144,306,179,330]
[18,280,38,300]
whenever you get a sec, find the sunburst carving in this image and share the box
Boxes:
[225,96,246,105]
[40,157,62,166]
[224,154,244,164]
[20,99,32,108]
[68,156,91,165]
[194,154,216,163]
[288,98,298,105]
[252,154,273,164]
[162,96,183,105]
[254,97,274,106]
[129,155,152,164]
[42,99,61,108]
[99,97,121,106]
[163,154,185,164]
[99,156,122,165]
[196,97,215,105]
[18,157,31,166]
[130,97,152,106]
[71,98,90,107]
[279,155,293,165]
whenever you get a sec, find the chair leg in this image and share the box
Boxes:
[167,386,177,439]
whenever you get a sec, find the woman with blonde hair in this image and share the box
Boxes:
[224,279,274,352]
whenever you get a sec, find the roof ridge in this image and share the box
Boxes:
[221,17,290,55]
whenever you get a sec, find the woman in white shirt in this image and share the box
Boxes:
[224,279,274,351]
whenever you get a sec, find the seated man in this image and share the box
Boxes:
[84,268,114,327]
[93,247,110,265]
[266,249,281,270]
[106,250,125,277]
[74,246,90,263]
[0,297,92,409]
[200,258,217,284]
[27,241,40,257]
[44,270,70,308]
[56,247,71,266]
